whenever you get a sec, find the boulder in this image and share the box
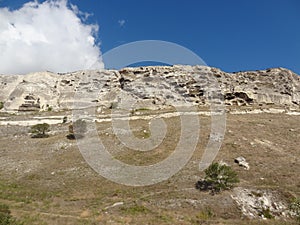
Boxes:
[234,156,250,170]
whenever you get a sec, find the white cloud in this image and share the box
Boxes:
[118,19,125,27]
[0,0,103,74]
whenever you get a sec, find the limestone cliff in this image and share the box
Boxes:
[0,65,299,112]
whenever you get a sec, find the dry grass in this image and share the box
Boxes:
[0,108,299,224]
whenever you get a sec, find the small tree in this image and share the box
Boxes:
[30,123,50,138]
[0,102,4,110]
[196,162,239,194]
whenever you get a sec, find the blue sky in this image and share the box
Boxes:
[1,0,300,74]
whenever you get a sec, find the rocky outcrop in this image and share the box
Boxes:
[231,188,291,219]
[18,94,40,111]
[234,156,250,170]
[0,66,299,112]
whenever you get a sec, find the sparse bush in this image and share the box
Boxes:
[196,207,215,220]
[62,116,68,123]
[73,119,87,134]
[66,119,87,140]
[30,123,50,138]
[121,204,149,215]
[45,104,53,112]
[260,207,274,219]
[290,198,300,222]
[196,162,239,194]
[66,124,75,140]
[0,203,23,225]
[0,209,12,225]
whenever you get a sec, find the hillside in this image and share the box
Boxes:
[0,66,299,225]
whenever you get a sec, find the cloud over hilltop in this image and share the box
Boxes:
[0,0,103,74]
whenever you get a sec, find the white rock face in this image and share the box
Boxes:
[0,66,299,112]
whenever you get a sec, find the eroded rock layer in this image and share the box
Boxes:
[0,65,299,112]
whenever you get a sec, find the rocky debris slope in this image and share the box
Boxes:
[0,65,299,112]
[231,187,291,219]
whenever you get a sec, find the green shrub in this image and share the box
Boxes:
[0,213,11,225]
[0,203,23,225]
[290,198,300,222]
[0,102,4,110]
[259,207,274,219]
[196,162,239,194]
[30,123,50,138]
[0,204,11,225]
